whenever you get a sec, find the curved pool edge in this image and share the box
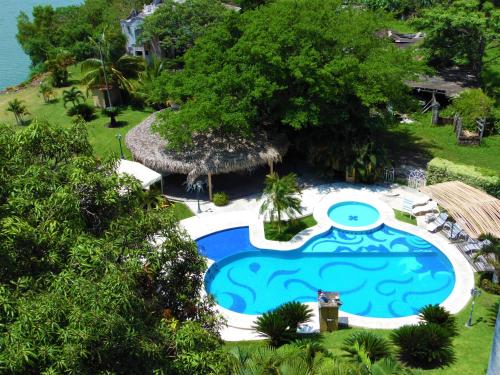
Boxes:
[181,189,475,341]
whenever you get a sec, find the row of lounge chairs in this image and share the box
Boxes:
[426,212,494,271]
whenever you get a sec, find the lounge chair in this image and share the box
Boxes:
[442,222,468,241]
[426,213,448,232]
[464,238,492,255]
[412,200,438,216]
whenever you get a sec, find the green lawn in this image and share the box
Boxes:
[227,281,499,374]
[171,202,194,220]
[0,65,152,158]
[387,113,500,176]
[394,209,417,225]
[264,215,317,241]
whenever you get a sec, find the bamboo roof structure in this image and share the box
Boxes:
[420,181,500,239]
[125,112,289,183]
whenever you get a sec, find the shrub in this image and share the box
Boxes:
[342,331,392,362]
[481,279,500,295]
[418,304,457,337]
[391,323,455,369]
[426,158,500,198]
[253,302,313,347]
[67,103,95,121]
[212,192,229,206]
[450,88,494,131]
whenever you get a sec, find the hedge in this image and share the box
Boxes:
[426,158,500,198]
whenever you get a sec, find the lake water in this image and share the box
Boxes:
[0,0,81,90]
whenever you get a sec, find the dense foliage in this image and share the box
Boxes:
[450,88,495,132]
[414,0,499,79]
[140,0,231,59]
[153,0,422,176]
[16,0,148,66]
[0,121,225,373]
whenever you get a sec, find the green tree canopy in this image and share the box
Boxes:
[140,0,231,59]
[414,0,500,79]
[0,121,226,373]
[153,0,422,173]
[16,1,148,66]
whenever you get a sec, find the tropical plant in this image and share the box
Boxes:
[260,173,302,233]
[348,141,388,183]
[39,80,55,103]
[45,49,75,87]
[0,120,226,372]
[474,234,500,283]
[101,106,122,128]
[342,331,392,363]
[6,99,30,125]
[81,33,145,100]
[62,86,86,108]
[66,103,95,121]
[418,304,458,337]
[391,323,456,369]
[134,57,169,108]
[253,302,313,347]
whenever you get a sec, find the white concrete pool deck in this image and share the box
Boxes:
[180,183,475,342]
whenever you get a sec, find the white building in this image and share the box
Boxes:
[120,0,164,61]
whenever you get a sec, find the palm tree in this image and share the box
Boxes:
[39,81,55,103]
[260,172,302,233]
[134,57,167,108]
[81,33,145,105]
[6,99,29,125]
[62,87,85,108]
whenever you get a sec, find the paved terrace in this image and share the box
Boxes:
[179,183,475,341]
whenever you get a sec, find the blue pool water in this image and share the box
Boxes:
[328,201,380,227]
[200,226,455,318]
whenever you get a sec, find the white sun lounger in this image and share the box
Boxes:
[426,213,448,232]
[412,200,438,216]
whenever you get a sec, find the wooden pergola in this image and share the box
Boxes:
[420,181,500,239]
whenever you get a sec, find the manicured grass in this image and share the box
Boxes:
[0,65,152,159]
[264,215,317,241]
[394,209,417,225]
[388,113,500,176]
[171,202,194,220]
[226,277,499,375]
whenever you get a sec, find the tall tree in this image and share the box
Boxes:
[0,121,226,373]
[414,0,500,79]
[81,33,145,98]
[153,0,422,174]
[140,0,230,59]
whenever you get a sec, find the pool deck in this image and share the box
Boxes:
[180,183,475,341]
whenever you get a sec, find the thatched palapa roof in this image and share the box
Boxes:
[420,181,500,239]
[125,112,289,183]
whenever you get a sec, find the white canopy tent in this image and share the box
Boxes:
[117,159,162,190]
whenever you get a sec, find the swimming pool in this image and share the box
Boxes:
[328,201,380,227]
[200,225,455,318]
